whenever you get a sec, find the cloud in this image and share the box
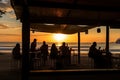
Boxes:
[0,24,8,29]
[0,23,21,29]
[5,11,16,18]
[0,0,10,8]
[0,33,50,37]
[0,0,16,20]
[31,34,51,36]
[0,0,13,13]
[0,0,9,4]
[0,33,20,36]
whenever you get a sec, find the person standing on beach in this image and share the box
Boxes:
[12,43,21,69]
[12,43,21,60]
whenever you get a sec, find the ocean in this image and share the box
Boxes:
[0,42,120,55]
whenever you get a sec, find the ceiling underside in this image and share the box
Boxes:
[11,0,120,34]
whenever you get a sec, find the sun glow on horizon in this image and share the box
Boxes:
[53,33,66,42]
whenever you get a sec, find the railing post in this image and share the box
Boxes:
[78,32,80,64]
[106,25,109,55]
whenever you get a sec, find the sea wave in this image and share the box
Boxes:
[0,42,120,54]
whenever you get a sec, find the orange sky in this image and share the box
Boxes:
[29,26,120,43]
[0,20,120,43]
[0,26,119,43]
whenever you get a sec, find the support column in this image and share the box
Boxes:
[106,25,109,55]
[22,3,30,80]
[78,32,80,64]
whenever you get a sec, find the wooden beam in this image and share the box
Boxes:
[30,17,120,26]
[110,26,120,29]
[12,1,120,12]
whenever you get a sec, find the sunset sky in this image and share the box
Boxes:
[0,0,120,43]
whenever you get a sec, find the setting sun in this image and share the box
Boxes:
[53,33,66,42]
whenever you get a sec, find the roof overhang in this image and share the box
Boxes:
[30,24,96,34]
[11,0,120,34]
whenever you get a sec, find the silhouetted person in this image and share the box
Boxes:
[12,43,21,69]
[50,43,58,68]
[30,39,37,69]
[50,43,58,59]
[88,42,103,68]
[30,39,37,52]
[59,42,70,66]
[40,41,48,65]
[12,43,21,60]
[66,43,71,65]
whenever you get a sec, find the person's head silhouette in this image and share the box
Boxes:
[93,42,97,47]
[33,39,37,42]
[62,42,65,46]
[16,43,20,48]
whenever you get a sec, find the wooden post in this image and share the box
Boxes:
[78,32,80,64]
[21,2,30,80]
[106,25,109,55]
